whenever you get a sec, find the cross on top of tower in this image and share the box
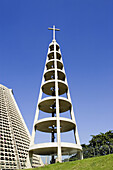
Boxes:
[48,25,60,41]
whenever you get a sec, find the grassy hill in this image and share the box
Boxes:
[22,154,113,170]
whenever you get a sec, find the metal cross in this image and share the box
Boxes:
[48,25,60,41]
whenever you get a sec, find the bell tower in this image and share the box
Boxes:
[29,26,83,164]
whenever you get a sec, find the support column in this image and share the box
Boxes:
[30,87,43,146]
[28,59,47,168]
[30,60,46,146]
[51,112,55,164]
[67,86,80,145]
[54,41,62,163]
[77,151,83,160]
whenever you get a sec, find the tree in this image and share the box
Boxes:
[69,130,113,160]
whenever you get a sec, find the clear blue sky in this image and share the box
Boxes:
[0,0,113,145]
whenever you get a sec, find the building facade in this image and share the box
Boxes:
[0,84,43,169]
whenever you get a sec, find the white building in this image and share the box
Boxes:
[0,84,43,169]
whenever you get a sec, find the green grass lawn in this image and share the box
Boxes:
[21,154,113,170]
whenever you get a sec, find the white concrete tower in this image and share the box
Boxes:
[29,26,83,164]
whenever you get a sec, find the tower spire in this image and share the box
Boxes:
[29,27,83,166]
[48,25,60,41]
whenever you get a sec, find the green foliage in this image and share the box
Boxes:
[69,130,113,160]
[82,130,113,158]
